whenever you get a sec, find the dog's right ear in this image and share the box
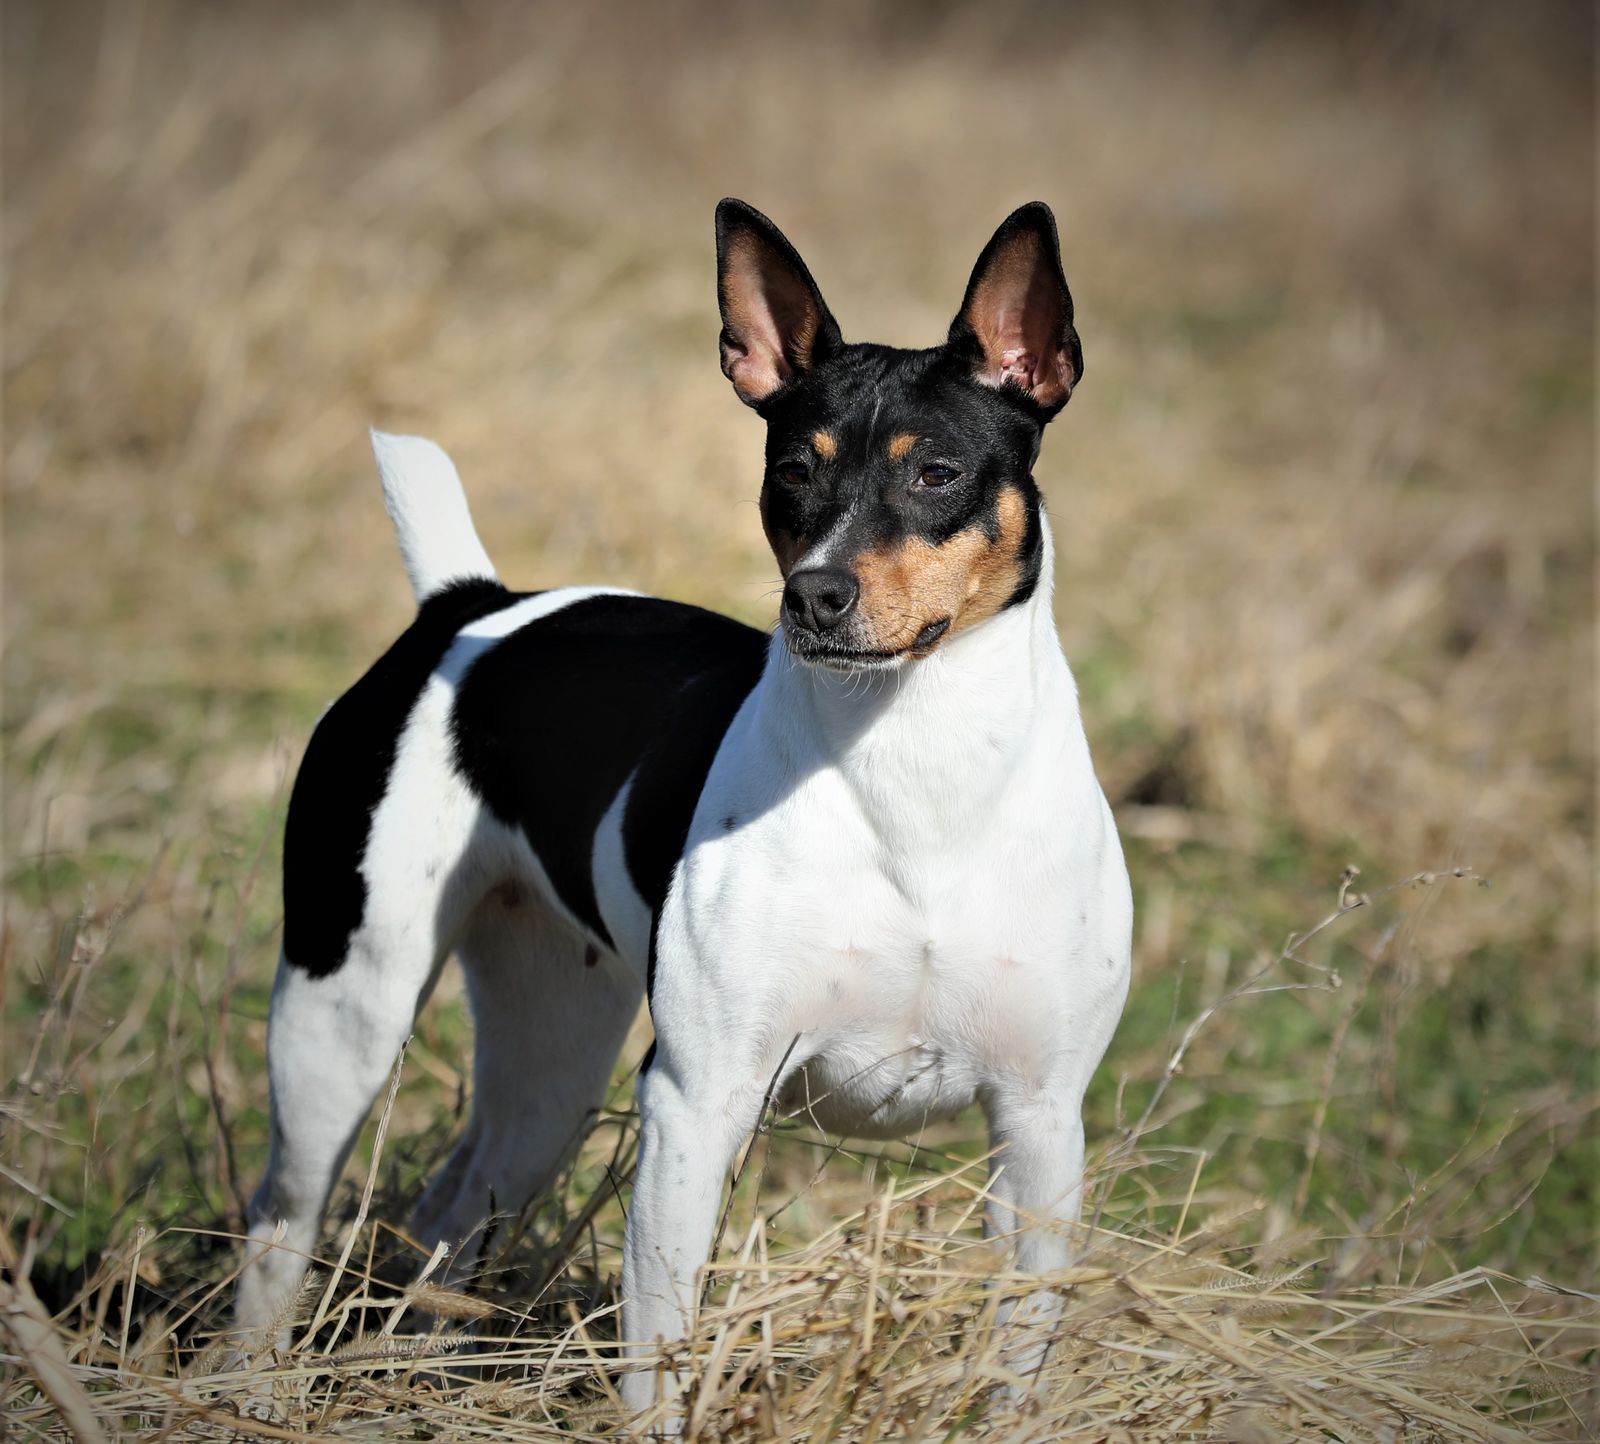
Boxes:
[716,199,842,408]
[948,202,1081,419]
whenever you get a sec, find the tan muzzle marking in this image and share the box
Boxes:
[851,487,1027,655]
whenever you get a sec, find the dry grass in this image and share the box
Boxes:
[2,1,1595,1438]
[4,866,1596,1440]
[7,1148,1598,1442]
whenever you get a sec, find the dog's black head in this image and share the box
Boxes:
[715,198,1082,671]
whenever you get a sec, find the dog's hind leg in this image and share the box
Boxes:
[236,677,486,1347]
[413,893,643,1289]
[236,937,442,1344]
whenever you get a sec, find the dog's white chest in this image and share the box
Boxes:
[764,818,1106,1129]
[654,637,1132,1143]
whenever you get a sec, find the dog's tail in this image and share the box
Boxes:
[370,430,500,603]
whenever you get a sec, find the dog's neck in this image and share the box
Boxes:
[755,517,1079,843]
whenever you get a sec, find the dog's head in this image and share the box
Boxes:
[716,198,1082,672]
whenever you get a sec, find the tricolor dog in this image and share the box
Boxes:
[238,200,1132,1414]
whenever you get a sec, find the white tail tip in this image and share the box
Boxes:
[370,430,499,603]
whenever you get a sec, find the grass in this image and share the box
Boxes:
[2,1,1595,1438]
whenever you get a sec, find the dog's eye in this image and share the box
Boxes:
[916,464,961,489]
[775,462,811,488]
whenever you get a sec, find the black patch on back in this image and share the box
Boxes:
[450,595,766,947]
[283,578,513,978]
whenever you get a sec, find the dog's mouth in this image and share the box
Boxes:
[786,617,952,671]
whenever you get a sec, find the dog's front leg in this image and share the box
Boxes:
[981,1082,1089,1390]
[620,1057,753,1420]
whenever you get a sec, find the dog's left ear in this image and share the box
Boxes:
[947,202,1082,418]
[716,198,842,408]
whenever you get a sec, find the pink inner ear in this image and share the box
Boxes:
[721,332,786,406]
[721,238,820,404]
[992,343,1072,404]
[997,346,1041,389]
[966,237,1074,407]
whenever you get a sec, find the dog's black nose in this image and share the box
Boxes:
[783,568,859,634]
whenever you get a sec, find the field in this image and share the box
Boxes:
[2,2,1595,1438]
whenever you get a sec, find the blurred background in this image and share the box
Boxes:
[2,0,1593,1349]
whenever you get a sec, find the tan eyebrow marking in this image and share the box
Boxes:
[887,433,918,462]
[811,430,838,459]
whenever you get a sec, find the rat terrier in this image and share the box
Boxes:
[238,200,1132,1416]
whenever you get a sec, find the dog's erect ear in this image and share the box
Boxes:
[716,199,842,408]
[947,202,1082,417]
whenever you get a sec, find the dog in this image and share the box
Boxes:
[237,199,1132,1417]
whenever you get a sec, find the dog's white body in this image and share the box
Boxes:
[241,198,1132,1424]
